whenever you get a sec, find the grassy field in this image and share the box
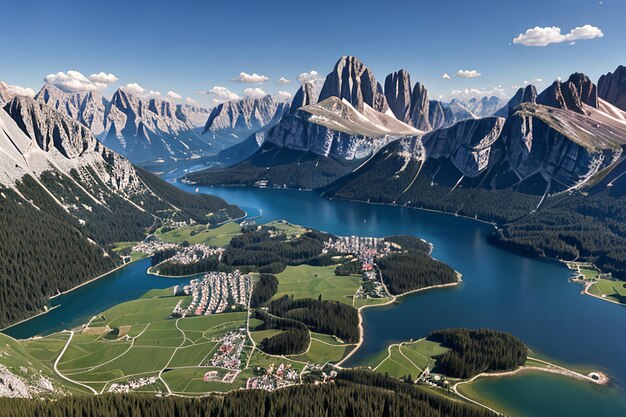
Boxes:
[265,220,309,237]
[354,297,392,308]
[289,336,354,364]
[8,288,251,395]
[155,221,241,247]
[272,265,360,304]
[588,278,626,304]
[361,339,448,379]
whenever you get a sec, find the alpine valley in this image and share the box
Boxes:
[2,7,626,416]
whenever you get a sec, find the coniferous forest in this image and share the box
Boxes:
[427,328,528,378]
[377,250,458,294]
[0,377,496,417]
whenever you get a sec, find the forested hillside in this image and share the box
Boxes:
[0,379,496,417]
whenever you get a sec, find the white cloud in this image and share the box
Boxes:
[277,77,291,84]
[243,87,267,99]
[123,82,146,96]
[456,69,481,78]
[233,72,269,83]
[298,70,323,85]
[45,70,117,93]
[185,97,197,104]
[166,90,182,100]
[276,90,292,101]
[441,73,451,80]
[448,86,508,101]
[197,86,241,105]
[512,24,604,47]
[88,72,119,84]
[147,90,161,98]
[0,81,35,98]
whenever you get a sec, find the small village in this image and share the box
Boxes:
[171,271,251,317]
[208,328,248,371]
[324,236,394,300]
[245,362,299,390]
[132,237,179,255]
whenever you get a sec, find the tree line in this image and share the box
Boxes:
[268,295,359,343]
[427,328,527,379]
[377,250,457,294]
[0,379,496,417]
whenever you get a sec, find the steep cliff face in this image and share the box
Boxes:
[266,96,418,160]
[318,56,388,113]
[536,73,598,114]
[289,82,318,114]
[500,102,624,192]
[598,65,626,111]
[410,82,431,131]
[384,70,412,124]
[383,70,431,130]
[35,83,109,136]
[422,117,505,177]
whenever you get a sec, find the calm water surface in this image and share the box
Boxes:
[5,183,626,416]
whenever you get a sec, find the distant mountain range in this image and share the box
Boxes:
[0,95,243,326]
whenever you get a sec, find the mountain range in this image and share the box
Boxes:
[186,56,626,278]
[0,95,243,327]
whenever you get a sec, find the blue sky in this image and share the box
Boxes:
[1,0,624,107]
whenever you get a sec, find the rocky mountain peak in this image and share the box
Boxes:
[318,56,388,113]
[384,70,412,123]
[290,82,318,114]
[494,85,537,117]
[537,73,598,114]
[4,96,99,159]
[410,82,431,131]
[203,95,282,134]
[598,64,626,111]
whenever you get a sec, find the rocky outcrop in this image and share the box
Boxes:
[384,70,412,123]
[203,95,285,134]
[598,65,626,111]
[265,103,399,160]
[494,85,537,117]
[35,83,109,136]
[410,82,431,131]
[318,56,388,113]
[536,73,598,114]
[289,82,318,114]
[384,70,431,131]
[422,117,505,177]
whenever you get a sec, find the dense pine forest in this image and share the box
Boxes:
[322,150,626,279]
[186,143,360,190]
[250,274,280,307]
[0,166,244,328]
[377,250,458,294]
[268,296,359,343]
[0,378,496,417]
[222,227,331,271]
[427,328,527,378]
[253,311,310,354]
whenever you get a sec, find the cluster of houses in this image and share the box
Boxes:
[162,244,224,266]
[171,271,251,317]
[107,376,158,393]
[245,362,299,390]
[323,236,393,271]
[209,328,247,370]
[132,237,178,255]
[325,236,394,300]
[300,364,338,385]
[417,367,451,390]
